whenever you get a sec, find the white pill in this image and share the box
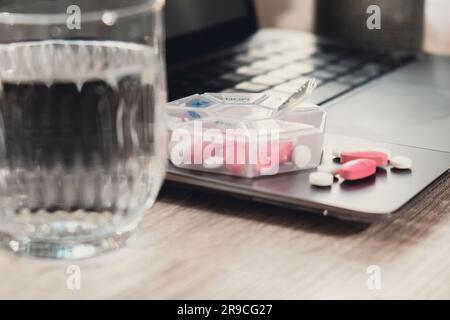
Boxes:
[373,148,392,160]
[309,172,334,187]
[169,139,191,165]
[332,147,343,158]
[203,156,224,169]
[390,156,412,169]
[292,145,312,168]
[317,163,340,175]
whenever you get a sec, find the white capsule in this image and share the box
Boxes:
[203,156,224,169]
[309,172,334,187]
[317,163,340,175]
[292,145,312,168]
[390,156,412,170]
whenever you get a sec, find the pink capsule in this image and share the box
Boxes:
[338,159,377,180]
[258,140,293,164]
[224,139,248,165]
[226,163,246,175]
[340,151,388,167]
[278,141,294,163]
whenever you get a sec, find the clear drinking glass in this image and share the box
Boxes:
[0,0,167,259]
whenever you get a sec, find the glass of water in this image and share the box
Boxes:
[0,0,167,259]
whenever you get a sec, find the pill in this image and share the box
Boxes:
[373,148,392,160]
[390,156,412,169]
[226,163,246,175]
[292,145,312,168]
[317,163,340,175]
[340,151,388,167]
[309,172,334,187]
[203,156,224,169]
[278,141,294,163]
[224,140,248,165]
[254,161,279,175]
[168,139,192,165]
[338,159,377,180]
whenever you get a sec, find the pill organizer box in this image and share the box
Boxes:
[167,92,326,178]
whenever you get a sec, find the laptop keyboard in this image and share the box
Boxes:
[168,37,416,104]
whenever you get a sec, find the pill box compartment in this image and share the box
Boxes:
[167,94,326,178]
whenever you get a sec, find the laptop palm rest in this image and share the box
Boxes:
[325,55,450,152]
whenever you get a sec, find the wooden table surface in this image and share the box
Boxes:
[0,172,449,299]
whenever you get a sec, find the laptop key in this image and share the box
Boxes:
[309,83,351,105]
[352,63,385,78]
[250,60,282,71]
[272,83,299,94]
[265,53,299,65]
[234,82,269,92]
[324,64,350,74]
[231,53,256,64]
[338,58,365,68]
[336,75,368,86]
[310,70,337,80]
[256,57,287,68]
[293,46,319,57]
[246,48,274,58]
[285,63,315,75]
[251,75,285,86]
[301,57,328,67]
[221,73,249,83]
[265,69,300,80]
[313,52,340,62]
[236,66,265,76]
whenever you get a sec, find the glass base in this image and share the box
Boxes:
[1,231,133,260]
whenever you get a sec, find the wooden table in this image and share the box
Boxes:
[0,172,449,299]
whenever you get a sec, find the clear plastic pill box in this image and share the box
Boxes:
[167,92,326,178]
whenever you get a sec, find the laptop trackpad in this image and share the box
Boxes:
[325,81,450,152]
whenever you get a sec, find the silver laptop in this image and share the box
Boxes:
[164,0,450,222]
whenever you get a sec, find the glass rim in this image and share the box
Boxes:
[0,0,165,25]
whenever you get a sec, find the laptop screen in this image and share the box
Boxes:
[166,0,249,39]
[165,0,257,63]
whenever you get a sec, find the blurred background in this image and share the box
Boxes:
[254,0,450,55]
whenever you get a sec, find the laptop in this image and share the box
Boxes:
[164,0,450,222]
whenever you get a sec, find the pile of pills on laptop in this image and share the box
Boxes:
[167,90,327,178]
[309,148,413,187]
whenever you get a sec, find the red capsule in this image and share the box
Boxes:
[278,141,294,163]
[226,163,246,175]
[338,159,377,180]
[340,151,388,167]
